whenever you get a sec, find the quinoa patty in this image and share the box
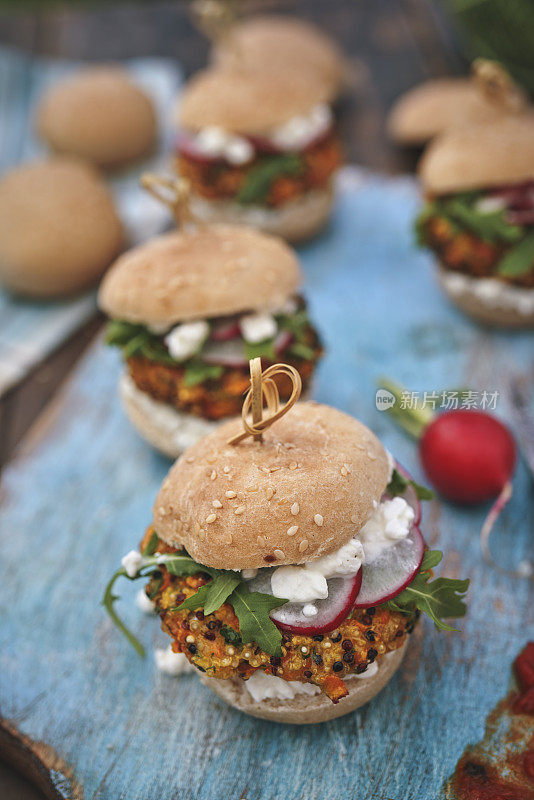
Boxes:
[176,132,342,208]
[127,324,322,421]
[421,215,534,288]
[142,530,415,702]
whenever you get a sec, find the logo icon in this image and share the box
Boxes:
[375,389,395,411]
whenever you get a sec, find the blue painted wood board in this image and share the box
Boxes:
[0,46,181,395]
[0,168,533,800]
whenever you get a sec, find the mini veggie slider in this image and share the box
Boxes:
[98,177,322,458]
[104,359,468,724]
[388,60,527,147]
[174,64,343,242]
[416,111,534,326]
[210,14,347,104]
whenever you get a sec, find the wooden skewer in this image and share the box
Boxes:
[140,174,197,228]
[228,360,302,446]
[249,358,264,443]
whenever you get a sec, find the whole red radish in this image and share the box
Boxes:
[380,379,529,579]
[420,409,516,504]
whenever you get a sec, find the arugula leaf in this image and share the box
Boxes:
[415,201,442,246]
[289,342,317,361]
[105,320,144,347]
[497,230,534,277]
[147,573,163,599]
[161,553,215,578]
[277,309,309,339]
[142,530,159,556]
[183,360,224,387]
[387,468,435,501]
[243,339,276,362]
[105,320,176,366]
[175,583,211,612]
[385,550,469,631]
[203,573,241,615]
[176,573,240,615]
[102,550,214,654]
[415,193,524,247]
[237,154,303,205]
[102,567,146,657]
[418,549,443,572]
[445,195,523,243]
[103,549,288,657]
[229,583,288,656]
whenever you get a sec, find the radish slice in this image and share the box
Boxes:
[389,461,421,526]
[247,134,281,155]
[210,319,241,342]
[352,525,425,608]
[202,339,247,368]
[246,568,362,635]
[274,330,293,355]
[175,135,222,165]
[507,208,534,226]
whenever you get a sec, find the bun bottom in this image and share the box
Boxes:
[119,373,220,458]
[189,185,335,243]
[121,374,311,458]
[437,264,534,328]
[199,642,407,724]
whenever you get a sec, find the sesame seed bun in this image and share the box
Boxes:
[387,78,505,146]
[211,16,346,103]
[98,224,302,326]
[199,642,407,723]
[188,186,335,243]
[418,113,534,195]
[153,401,389,570]
[437,265,534,328]
[177,67,332,135]
[36,65,157,170]
[0,158,124,298]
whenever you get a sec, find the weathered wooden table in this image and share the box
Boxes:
[2,3,532,800]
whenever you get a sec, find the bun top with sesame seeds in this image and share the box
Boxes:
[98,223,302,326]
[153,401,389,570]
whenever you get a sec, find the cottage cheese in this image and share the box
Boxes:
[359,497,414,561]
[269,498,413,604]
[440,269,534,316]
[164,320,209,362]
[244,671,321,702]
[271,566,328,604]
[193,126,254,165]
[155,646,195,676]
[239,312,277,344]
[121,549,145,578]
[269,104,332,151]
[135,589,156,614]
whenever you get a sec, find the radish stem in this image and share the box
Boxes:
[480,481,532,580]
[378,378,435,439]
